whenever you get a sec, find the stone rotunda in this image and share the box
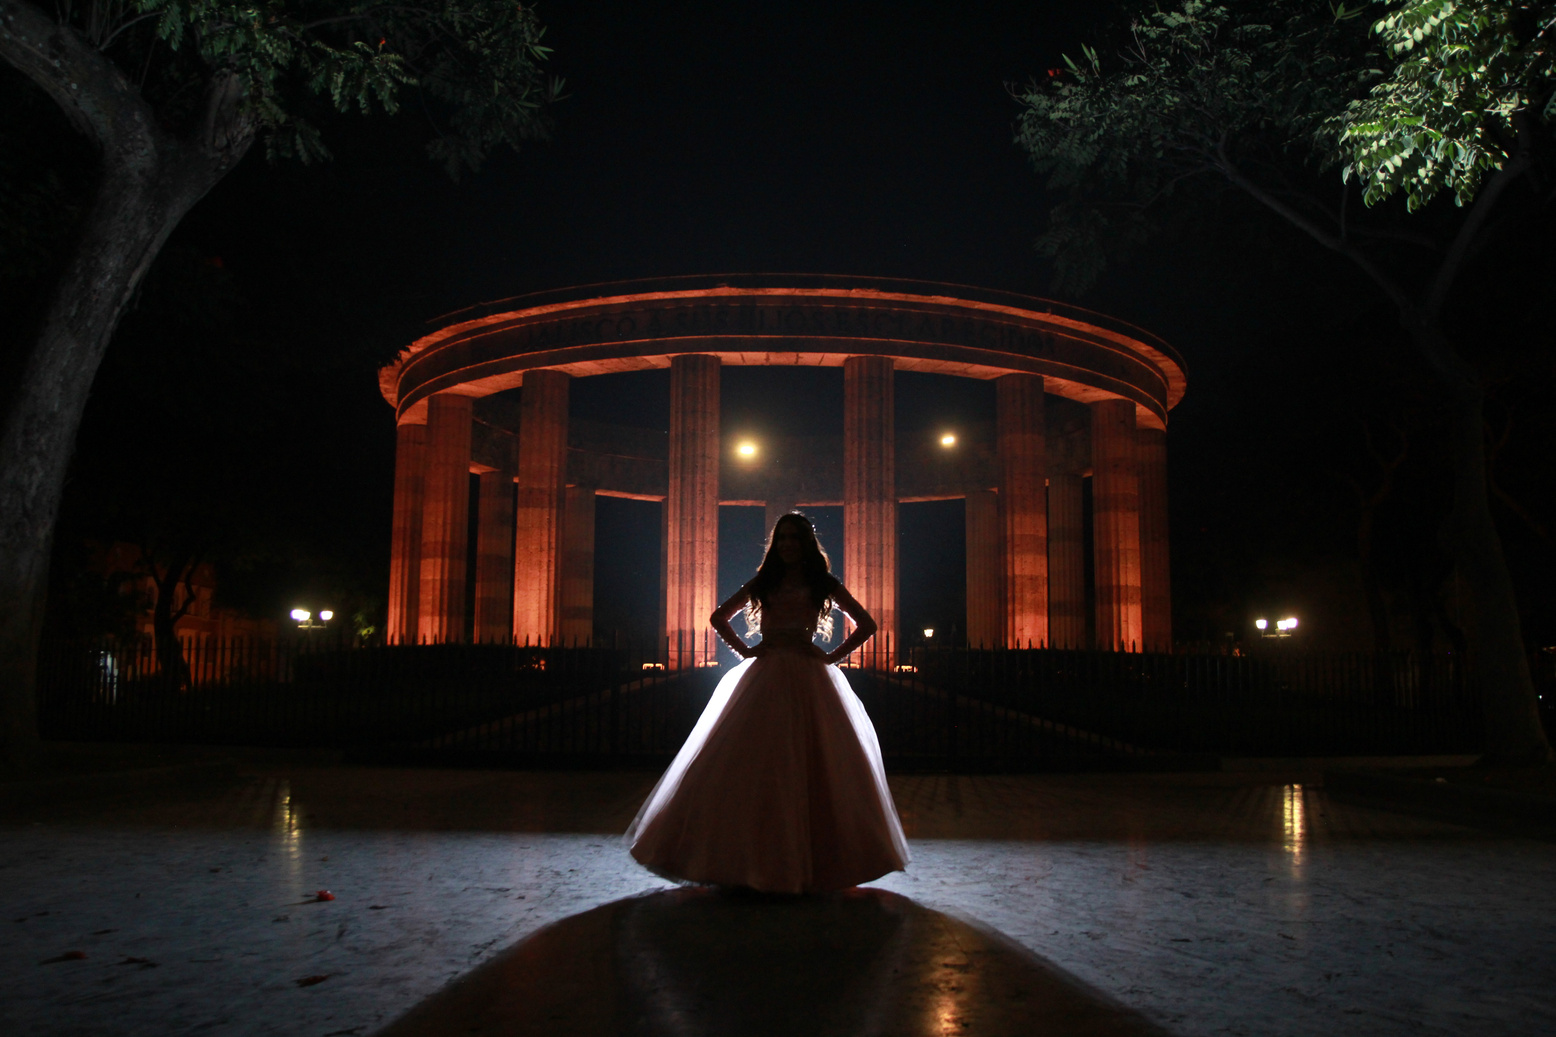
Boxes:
[377,275,1187,665]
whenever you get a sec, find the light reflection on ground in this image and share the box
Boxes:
[1,769,1552,1036]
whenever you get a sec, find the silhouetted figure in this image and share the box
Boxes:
[626,513,910,892]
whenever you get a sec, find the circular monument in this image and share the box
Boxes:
[378,275,1187,663]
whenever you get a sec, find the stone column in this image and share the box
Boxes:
[964,489,1003,648]
[1138,426,1172,652]
[844,356,896,667]
[473,466,515,643]
[417,394,473,643]
[665,355,720,669]
[513,370,570,645]
[1047,473,1086,649]
[387,420,427,644]
[560,486,596,645]
[1091,399,1143,650]
[998,374,1048,648]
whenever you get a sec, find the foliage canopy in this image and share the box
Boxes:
[58,0,560,174]
[1333,0,1556,210]
[1012,0,1378,293]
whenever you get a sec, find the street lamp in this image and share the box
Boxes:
[735,440,758,459]
[923,627,935,639]
[292,608,332,631]
[939,433,956,448]
[1256,616,1298,639]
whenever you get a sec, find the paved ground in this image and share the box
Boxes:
[2,764,1553,1036]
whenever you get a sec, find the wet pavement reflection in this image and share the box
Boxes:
[5,767,1553,1036]
[381,886,1171,1037]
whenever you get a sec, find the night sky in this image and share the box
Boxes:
[11,0,1554,652]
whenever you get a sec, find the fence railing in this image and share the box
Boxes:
[36,635,1485,768]
[872,644,1479,763]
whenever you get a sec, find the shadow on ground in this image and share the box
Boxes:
[378,886,1172,1037]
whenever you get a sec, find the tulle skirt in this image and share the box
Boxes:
[626,649,911,894]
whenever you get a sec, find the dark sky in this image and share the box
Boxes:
[24,0,1554,650]
[65,0,1126,638]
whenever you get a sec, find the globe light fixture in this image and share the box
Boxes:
[291,608,310,622]
[939,433,956,447]
[1255,618,1268,630]
[736,440,758,458]
[319,610,335,622]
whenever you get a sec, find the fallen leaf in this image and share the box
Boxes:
[40,950,87,964]
[314,891,336,902]
[295,974,333,987]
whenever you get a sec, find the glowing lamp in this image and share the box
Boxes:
[736,441,758,458]
[923,628,935,639]
[1284,617,1298,629]
[319,610,334,622]
[290,609,310,622]
[939,433,956,447]
[1254,618,1267,630]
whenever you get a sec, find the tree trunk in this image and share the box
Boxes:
[1436,374,1553,763]
[0,29,251,768]
[149,560,195,693]
[1,3,253,771]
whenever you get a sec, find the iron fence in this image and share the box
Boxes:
[36,634,1484,769]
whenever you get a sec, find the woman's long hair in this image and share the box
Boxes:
[744,512,839,639]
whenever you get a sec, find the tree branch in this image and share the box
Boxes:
[0,0,150,149]
[1425,131,1534,320]
[170,556,200,623]
[99,10,156,50]
[1213,139,1416,316]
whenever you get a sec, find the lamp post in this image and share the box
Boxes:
[1255,616,1298,639]
[291,608,334,632]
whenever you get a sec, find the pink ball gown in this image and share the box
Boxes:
[626,583,911,894]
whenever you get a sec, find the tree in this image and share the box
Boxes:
[1335,0,1556,210]
[1014,0,1553,763]
[0,0,558,769]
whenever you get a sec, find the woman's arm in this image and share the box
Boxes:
[824,584,878,665]
[709,585,756,659]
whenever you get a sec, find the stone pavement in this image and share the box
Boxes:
[2,765,1553,1036]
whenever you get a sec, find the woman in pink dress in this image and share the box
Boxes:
[626,512,911,893]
